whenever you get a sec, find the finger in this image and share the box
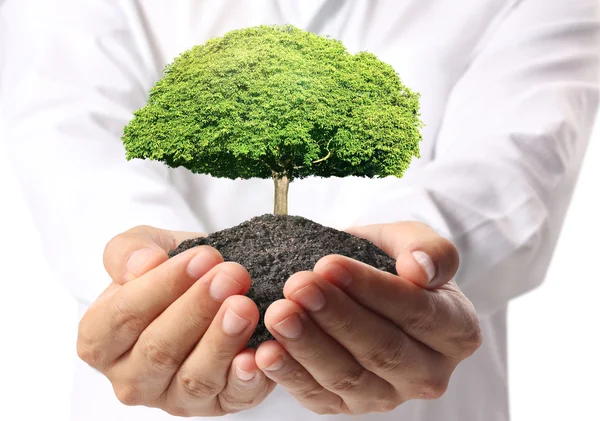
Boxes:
[108,262,251,402]
[345,221,459,289]
[218,349,275,414]
[263,299,397,414]
[104,225,206,284]
[256,341,346,415]
[167,295,259,414]
[77,246,223,371]
[313,257,482,359]
[283,271,452,400]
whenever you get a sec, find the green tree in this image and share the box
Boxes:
[122,25,423,215]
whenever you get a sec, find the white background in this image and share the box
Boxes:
[0,116,599,419]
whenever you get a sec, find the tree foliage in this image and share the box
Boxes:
[122,25,423,181]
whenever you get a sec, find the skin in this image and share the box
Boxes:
[77,222,482,416]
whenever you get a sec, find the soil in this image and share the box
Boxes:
[168,214,397,348]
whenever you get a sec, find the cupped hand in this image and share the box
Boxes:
[77,225,275,417]
[254,221,482,415]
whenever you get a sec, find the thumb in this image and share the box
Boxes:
[103,225,206,285]
[346,221,459,289]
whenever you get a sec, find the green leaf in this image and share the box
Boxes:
[121,24,423,181]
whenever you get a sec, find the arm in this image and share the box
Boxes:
[351,0,600,315]
[0,0,203,305]
[1,3,279,413]
[242,4,598,412]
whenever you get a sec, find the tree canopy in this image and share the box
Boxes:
[122,24,423,181]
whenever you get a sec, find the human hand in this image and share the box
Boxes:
[254,221,482,415]
[77,225,275,417]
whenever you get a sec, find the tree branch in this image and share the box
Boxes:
[312,137,333,164]
[293,137,334,169]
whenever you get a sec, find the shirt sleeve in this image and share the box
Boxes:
[0,0,205,306]
[350,0,600,315]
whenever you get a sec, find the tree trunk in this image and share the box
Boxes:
[273,175,289,215]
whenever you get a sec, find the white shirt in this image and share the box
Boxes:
[1,1,598,420]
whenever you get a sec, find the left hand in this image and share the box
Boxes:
[254,221,482,415]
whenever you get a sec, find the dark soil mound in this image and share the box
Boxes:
[169,214,397,348]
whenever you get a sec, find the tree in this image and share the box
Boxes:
[122,25,423,215]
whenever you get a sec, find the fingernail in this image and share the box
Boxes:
[264,356,284,372]
[411,251,436,283]
[236,365,257,381]
[322,263,353,288]
[272,313,302,339]
[186,249,215,279]
[222,308,250,336]
[210,273,244,302]
[290,284,326,312]
[127,248,156,276]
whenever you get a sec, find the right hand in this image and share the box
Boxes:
[77,225,275,417]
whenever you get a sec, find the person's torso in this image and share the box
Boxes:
[73,1,515,420]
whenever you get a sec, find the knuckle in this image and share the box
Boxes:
[218,391,255,413]
[114,383,144,406]
[276,364,306,386]
[366,389,403,413]
[378,399,402,413]
[447,300,483,359]
[274,365,330,401]
[357,333,408,375]
[186,304,216,331]
[205,340,238,365]
[294,384,325,402]
[110,296,145,337]
[76,318,104,368]
[459,324,483,358]
[409,297,440,334]
[321,365,366,394]
[179,370,223,398]
[415,376,448,400]
[76,339,102,367]
[463,311,483,351]
[326,318,356,337]
[336,400,353,415]
[138,332,182,373]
